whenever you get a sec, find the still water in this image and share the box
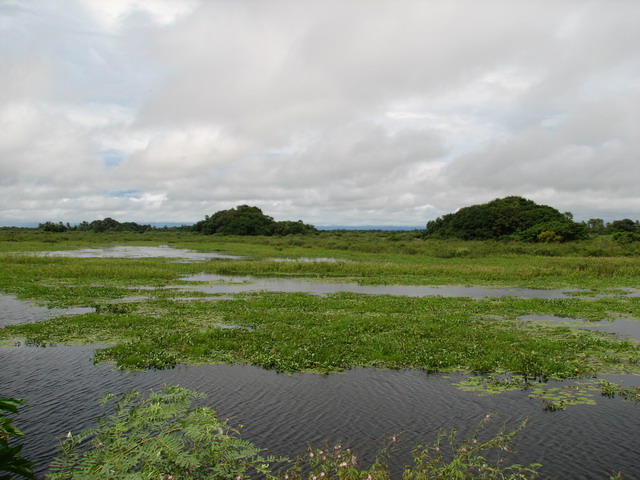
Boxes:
[1,296,640,479]
[38,245,243,261]
[179,273,585,299]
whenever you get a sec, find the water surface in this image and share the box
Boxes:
[38,245,242,261]
[180,273,584,299]
[0,294,94,328]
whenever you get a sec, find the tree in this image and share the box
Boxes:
[193,206,316,236]
[423,196,582,242]
[586,218,605,233]
[607,219,637,233]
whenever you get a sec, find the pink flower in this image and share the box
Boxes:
[391,436,397,443]
[312,476,317,480]
[367,475,372,480]
[320,473,325,477]
[166,476,173,480]
[309,452,315,458]
[339,462,348,468]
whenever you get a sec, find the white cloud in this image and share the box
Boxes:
[1,1,640,226]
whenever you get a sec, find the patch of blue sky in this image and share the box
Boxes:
[107,189,142,198]
[102,149,124,168]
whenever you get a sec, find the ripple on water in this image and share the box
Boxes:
[1,344,640,479]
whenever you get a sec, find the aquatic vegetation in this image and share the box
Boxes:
[46,386,542,480]
[46,386,278,480]
[599,381,640,403]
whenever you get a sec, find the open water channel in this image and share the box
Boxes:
[2,247,640,478]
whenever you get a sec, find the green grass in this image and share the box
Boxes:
[3,292,639,378]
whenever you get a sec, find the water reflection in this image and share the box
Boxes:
[0,294,94,328]
[37,245,243,261]
[180,273,584,299]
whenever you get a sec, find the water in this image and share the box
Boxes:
[0,294,94,328]
[37,245,243,261]
[179,274,585,299]
[519,314,640,342]
[2,296,640,479]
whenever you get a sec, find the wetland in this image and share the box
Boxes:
[1,230,640,478]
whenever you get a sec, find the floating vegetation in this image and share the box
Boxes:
[600,380,640,403]
[455,376,601,410]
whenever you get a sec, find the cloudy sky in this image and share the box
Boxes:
[1,0,639,227]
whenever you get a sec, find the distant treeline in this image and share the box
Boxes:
[38,218,190,233]
[39,205,317,236]
[37,198,639,242]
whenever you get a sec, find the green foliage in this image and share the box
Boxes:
[612,232,640,244]
[0,398,35,480]
[607,219,638,234]
[46,386,277,480]
[518,221,588,243]
[424,196,585,242]
[39,221,69,233]
[402,417,540,480]
[193,205,316,236]
[39,218,154,233]
[599,381,640,402]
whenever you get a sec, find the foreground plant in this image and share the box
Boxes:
[46,386,278,480]
[402,416,539,480]
[277,415,541,480]
[0,397,35,480]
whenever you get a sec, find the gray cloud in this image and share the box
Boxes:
[1,0,639,226]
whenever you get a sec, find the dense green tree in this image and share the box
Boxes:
[607,219,637,233]
[193,205,316,236]
[38,221,68,232]
[424,196,586,242]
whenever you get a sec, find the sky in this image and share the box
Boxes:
[1,0,639,227]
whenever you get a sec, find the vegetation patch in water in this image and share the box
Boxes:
[42,386,543,480]
[3,293,640,384]
[599,380,640,403]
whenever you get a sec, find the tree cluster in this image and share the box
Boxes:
[192,205,317,236]
[424,196,588,242]
[39,218,153,233]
